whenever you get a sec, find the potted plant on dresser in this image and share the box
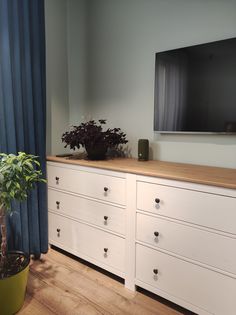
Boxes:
[62,119,128,160]
[0,152,46,315]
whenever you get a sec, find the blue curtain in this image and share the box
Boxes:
[0,0,48,255]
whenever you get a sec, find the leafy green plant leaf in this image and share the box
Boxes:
[0,152,46,213]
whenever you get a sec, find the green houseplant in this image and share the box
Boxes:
[0,152,46,314]
[62,119,128,160]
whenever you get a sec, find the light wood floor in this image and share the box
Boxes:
[18,248,194,315]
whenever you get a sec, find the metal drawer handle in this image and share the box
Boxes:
[103,247,108,257]
[153,268,158,275]
[56,201,60,209]
[154,231,159,237]
[55,176,59,184]
[56,228,61,237]
[104,187,108,192]
[104,216,108,225]
[155,198,160,204]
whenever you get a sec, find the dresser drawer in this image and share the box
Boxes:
[49,212,125,273]
[136,213,236,274]
[136,244,236,315]
[47,165,126,205]
[48,189,125,235]
[137,181,236,234]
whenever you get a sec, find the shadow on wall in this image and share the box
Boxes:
[107,145,132,158]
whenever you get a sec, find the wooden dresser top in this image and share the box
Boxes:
[47,156,236,190]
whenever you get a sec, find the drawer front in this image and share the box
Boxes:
[137,181,236,234]
[47,165,126,205]
[136,213,236,274]
[48,189,125,235]
[136,244,236,315]
[49,212,125,272]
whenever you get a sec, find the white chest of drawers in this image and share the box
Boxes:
[47,162,126,278]
[47,157,236,315]
[135,176,236,315]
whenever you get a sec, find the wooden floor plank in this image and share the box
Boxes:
[18,293,56,315]
[26,272,107,315]
[18,248,189,315]
[46,249,184,315]
[30,259,142,315]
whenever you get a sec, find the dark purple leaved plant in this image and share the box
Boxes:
[62,120,128,157]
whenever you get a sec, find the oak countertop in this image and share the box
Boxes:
[47,156,236,190]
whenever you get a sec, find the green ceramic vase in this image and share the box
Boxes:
[0,252,29,315]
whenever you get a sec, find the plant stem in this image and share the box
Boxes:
[0,205,7,267]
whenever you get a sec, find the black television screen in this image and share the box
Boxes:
[154,37,236,133]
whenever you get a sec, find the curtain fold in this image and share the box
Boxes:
[154,52,188,132]
[0,0,47,255]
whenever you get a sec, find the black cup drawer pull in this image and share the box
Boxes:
[153,268,158,275]
[104,216,108,225]
[104,187,109,192]
[154,231,159,237]
[103,247,108,257]
[155,198,160,204]
[56,201,60,209]
[55,176,60,184]
[104,248,108,253]
[56,228,61,237]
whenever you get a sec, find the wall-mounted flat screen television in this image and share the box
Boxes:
[154,37,236,133]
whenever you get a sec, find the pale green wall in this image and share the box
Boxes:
[79,0,236,167]
[45,0,88,154]
[67,0,89,124]
[47,0,236,167]
[45,0,69,154]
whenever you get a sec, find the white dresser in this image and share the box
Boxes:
[47,157,236,315]
[47,162,126,278]
[135,176,236,315]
